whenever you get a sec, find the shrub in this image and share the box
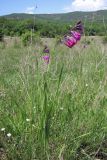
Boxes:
[22,31,35,46]
[21,31,42,46]
[103,36,107,44]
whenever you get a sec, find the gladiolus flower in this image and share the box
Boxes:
[42,45,50,64]
[72,21,84,34]
[64,36,77,48]
[43,55,50,64]
[43,45,50,53]
[70,31,81,41]
[63,21,83,48]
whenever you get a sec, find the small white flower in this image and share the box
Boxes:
[7,133,11,137]
[86,84,88,87]
[60,107,64,111]
[26,118,30,122]
[1,128,5,131]
[100,81,102,84]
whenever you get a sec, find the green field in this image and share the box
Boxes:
[0,37,107,160]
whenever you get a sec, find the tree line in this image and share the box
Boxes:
[0,17,107,41]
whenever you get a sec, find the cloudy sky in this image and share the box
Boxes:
[64,0,107,12]
[0,0,107,15]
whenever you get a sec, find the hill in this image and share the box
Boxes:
[1,10,107,22]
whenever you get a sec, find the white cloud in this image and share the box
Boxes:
[25,6,35,14]
[64,0,107,12]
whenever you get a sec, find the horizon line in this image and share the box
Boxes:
[0,9,107,16]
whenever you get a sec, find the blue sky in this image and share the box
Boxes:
[0,0,107,15]
[0,0,71,15]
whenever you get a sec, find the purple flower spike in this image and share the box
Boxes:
[63,21,84,48]
[43,55,50,64]
[42,45,50,64]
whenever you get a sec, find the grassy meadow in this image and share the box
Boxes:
[0,37,107,160]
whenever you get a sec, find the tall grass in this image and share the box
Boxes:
[0,37,107,160]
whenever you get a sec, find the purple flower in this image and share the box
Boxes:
[70,31,81,41]
[64,36,77,48]
[43,45,50,53]
[43,55,50,64]
[73,21,84,34]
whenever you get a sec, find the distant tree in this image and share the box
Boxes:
[0,29,3,41]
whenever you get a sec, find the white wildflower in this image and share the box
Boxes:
[100,81,102,84]
[1,128,5,131]
[86,84,88,87]
[26,118,30,122]
[32,124,35,127]
[7,133,11,137]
